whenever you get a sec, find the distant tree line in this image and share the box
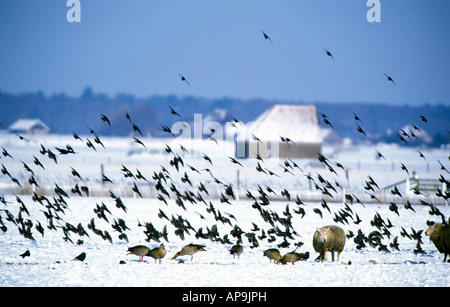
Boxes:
[0,87,449,147]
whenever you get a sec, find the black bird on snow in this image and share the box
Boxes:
[260,29,274,43]
[20,250,31,258]
[384,73,396,86]
[72,252,86,262]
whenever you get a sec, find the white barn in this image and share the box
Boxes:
[9,119,50,135]
[236,104,322,159]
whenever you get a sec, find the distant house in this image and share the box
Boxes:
[236,104,322,159]
[9,119,50,135]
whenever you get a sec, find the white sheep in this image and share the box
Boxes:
[313,225,346,262]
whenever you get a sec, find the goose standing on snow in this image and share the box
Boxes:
[171,243,206,261]
[230,243,244,260]
[263,248,281,263]
[149,244,167,264]
[127,245,150,262]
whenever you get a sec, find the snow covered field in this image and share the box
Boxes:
[1,133,449,287]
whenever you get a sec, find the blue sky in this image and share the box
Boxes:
[1,0,449,105]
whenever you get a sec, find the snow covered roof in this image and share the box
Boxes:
[9,119,50,133]
[239,104,322,144]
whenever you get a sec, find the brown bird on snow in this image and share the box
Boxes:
[263,248,281,263]
[278,251,309,265]
[148,244,167,263]
[127,245,150,262]
[230,243,244,260]
[171,243,206,261]
[127,244,166,263]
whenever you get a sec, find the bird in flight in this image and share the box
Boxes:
[261,30,274,43]
[384,73,396,86]
[323,48,334,61]
[178,73,190,85]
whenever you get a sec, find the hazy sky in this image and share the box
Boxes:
[1,1,449,105]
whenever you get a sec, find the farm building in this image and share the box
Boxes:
[236,104,322,159]
[9,119,50,135]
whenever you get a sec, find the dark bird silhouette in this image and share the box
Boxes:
[416,150,427,161]
[313,208,323,219]
[125,111,132,123]
[389,202,400,216]
[419,115,427,123]
[400,227,412,240]
[178,73,190,85]
[86,139,96,151]
[357,125,367,137]
[20,250,31,258]
[132,124,143,137]
[390,236,400,252]
[400,163,409,175]
[72,252,87,262]
[280,136,295,144]
[229,156,243,167]
[33,156,45,170]
[132,183,143,198]
[261,29,274,43]
[438,160,449,174]
[322,116,334,129]
[384,73,396,85]
[375,149,386,160]
[72,131,83,142]
[101,114,111,126]
[203,153,213,165]
[16,133,30,142]
[133,136,146,148]
[352,112,363,123]
[169,107,181,117]
[2,147,13,159]
[323,48,334,61]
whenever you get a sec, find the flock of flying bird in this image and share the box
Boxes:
[1,30,450,264]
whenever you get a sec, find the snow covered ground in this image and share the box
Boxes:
[0,133,449,287]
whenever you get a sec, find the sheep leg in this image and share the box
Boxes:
[444,253,448,263]
[323,249,327,261]
[337,251,341,262]
[331,251,335,262]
